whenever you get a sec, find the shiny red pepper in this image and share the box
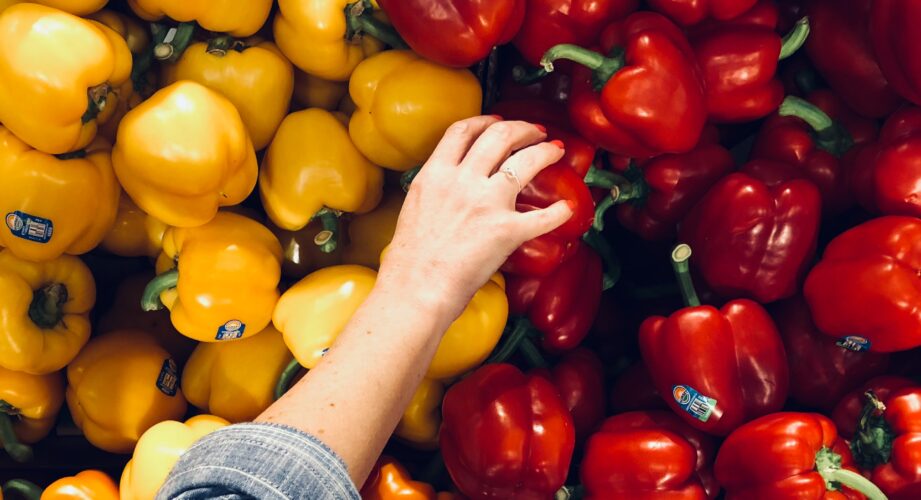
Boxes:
[581,410,719,499]
[532,347,605,441]
[541,12,707,157]
[512,0,638,66]
[609,361,666,413]
[678,172,822,304]
[863,106,921,218]
[804,216,921,353]
[506,241,602,352]
[648,0,758,26]
[715,412,885,499]
[377,0,525,68]
[690,0,779,32]
[831,375,915,439]
[773,296,890,411]
[440,363,575,499]
[806,0,903,118]
[871,1,921,106]
[638,245,789,436]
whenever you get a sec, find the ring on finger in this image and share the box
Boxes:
[498,164,522,192]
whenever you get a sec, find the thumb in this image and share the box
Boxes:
[516,200,573,241]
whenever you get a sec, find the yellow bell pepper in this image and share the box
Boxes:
[342,190,403,269]
[66,330,188,454]
[0,250,95,375]
[0,1,109,15]
[0,128,119,263]
[259,108,383,252]
[349,50,482,171]
[127,0,271,37]
[143,211,283,343]
[293,70,348,111]
[163,38,294,150]
[0,367,64,463]
[120,414,229,500]
[270,219,344,281]
[395,378,443,449]
[41,470,119,500]
[182,326,294,423]
[112,80,258,228]
[274,266,507,379]
[0,4,131,154]
[100,194,167,259]
[88,9,149,54]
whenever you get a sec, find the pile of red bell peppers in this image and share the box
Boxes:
[377,1,921,499]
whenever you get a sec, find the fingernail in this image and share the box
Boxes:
[488,114,503,121]
[550,139,565,149]
[534,123,547,134]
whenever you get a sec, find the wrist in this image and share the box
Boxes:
[374,263,469,329]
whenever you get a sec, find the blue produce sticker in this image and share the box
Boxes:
[216,319,245,341]
[5,211,53,243]
[156,359,179,396]
[837,336,871,352]
[672,384,717,423]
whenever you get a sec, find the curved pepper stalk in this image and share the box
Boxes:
[152,22,197,62]
[0,402,33,463]
[1,480,42,500]
[850,390,896,470]
[583,165,649,232]
[671,244,702,307]
[814,447,888,500]
[540,44,625,92]
[779,17,812,60]
[344,0,407,50]
[778,95,854,157]
[140,269,179,312]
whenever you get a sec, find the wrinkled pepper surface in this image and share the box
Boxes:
[394,378,443,449]
[0,367,64,463]
[100,194,167,259]
[42,471,119,500]
[648,0,757,26]
[128,0,271,37]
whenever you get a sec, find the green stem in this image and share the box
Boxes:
[540,44,625,91]
[486,317,532,364]
[819,468,888,500]
[583,167,648,231]
[153,22,196,62]
[779,17,810,60]
[583,229,620,291]
[274,358,303,401]
[512,65,549,86]
[778,96,854,156]
[206,36,246,56]
[671,244,701,307]
[141,269,179,312]
[555,486,585,500]
[0,410,33,463]
[583,166,623,189]
[81,84,110,124]
[400,166,422,192]
[518,337,548,369]
[312,208,340,253]
[593,196,615,232]
[851,390,894,470]
[345,0,408,50]
[28,283,67,329]
[2,480,42,500]
[55,150,87,160]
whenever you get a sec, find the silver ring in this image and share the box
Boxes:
[498,165,522,192]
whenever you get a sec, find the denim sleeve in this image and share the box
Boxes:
[156,423,360,500]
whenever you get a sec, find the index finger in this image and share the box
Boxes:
[425,115,503,168]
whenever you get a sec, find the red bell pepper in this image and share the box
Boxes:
[804,216,921,353]
[638,245,789,436]
[806,0,903,118]
[581,410,719,499]
[489,100,596,172]
[690,17,809,123]
[377,0,525,67]
[648,0,758,26]
[862,106,921,218]
[773,296,890,411]
[831,375,915,439]
[506,241,603,351]
[512,0,638,66]
[871,0,921,106]
[678,172,822,304]
[609,361,667,413]
[440,363,575,499]
[541,12,707,157]
[532,348,605,441]
[715,412,887,499]
[689,0,779,33]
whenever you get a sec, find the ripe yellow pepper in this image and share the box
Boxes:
[260,108,383,252]
[349,50,482,171]
[120,414,229,500]
[342,190,403,269]
[0,4,131,154]
[394,378,443,449]
[100,194,167,259]
[112,81,257,228]
[0,367,64,463]
[274,266,507,379]
[88,9,149,54]
[1,1,109,15]
[182,326,294,423]
[0,128,119,263]
[127,0,271,37]
[270,219,344,280]
[42,470,119,500]
[163,38,294,150]
[66,330,188,454]
[144,212,283,343]
[0,251,95,375]
[293,70,348,111]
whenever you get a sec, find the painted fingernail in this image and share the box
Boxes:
[550,139,565,149]
[534,123,547,134]
[488,114,503,121]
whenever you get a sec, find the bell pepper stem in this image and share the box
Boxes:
[486,317,533,364]
[671,244,701,307]
[851,390,894,469]
[815,447,888,500]
[312,208,340,253]
[0,409,33,463]
[779,17,811,60]
[583,229,621,291]
[583,166,624,189]
[28,283,67,329]
[400,166,422,192]
[777,96,854,156]
[345,0,408,50]
[2,480,42,500]
[274,358,304,401]
[512,65,549,86]
[141,269,179,312]
[541,44,625,91]
[555,486,585,500]
[518,336,548,369]
[153,22,196,62]
[592,196,615,232]
[206,36,246,56]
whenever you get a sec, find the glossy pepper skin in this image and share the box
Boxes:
[348,50,482,171]
[581,411,718,499]
[864,106,921,217]
[0,4,131,154]
[41,471,119,500]
[715,412,879,499]
[378,0,524,68]
[0,251,95,375]
[831,375,915,439]
[774,296,890,411]
[260,108,384,233]
[113,81,257,228]
[507,242,602,352]
[293,70,348,111]
[147,211,283,343]
[67,330,188,453]
[120,415,230,500]
[804,216,921,352]
[806,0,902,118]
[532,348,606,441]
[360,456,437,499]
[394,378,444,449]
[1,1,108,15]
[0,367,64,463]
[0,129,119,262]
[440,363,575,499]
[100,194,167,259]
[182,326,293,423]
[679,173,821,303]
[648,0,758,26]
[128,0,270,37]
[164,38,294,151]
[342,190,403,270]
[547,12,707,157]
[871,1,921,106]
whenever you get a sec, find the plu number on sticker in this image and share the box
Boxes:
[672,384,717,423]
[5,211,53,243]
